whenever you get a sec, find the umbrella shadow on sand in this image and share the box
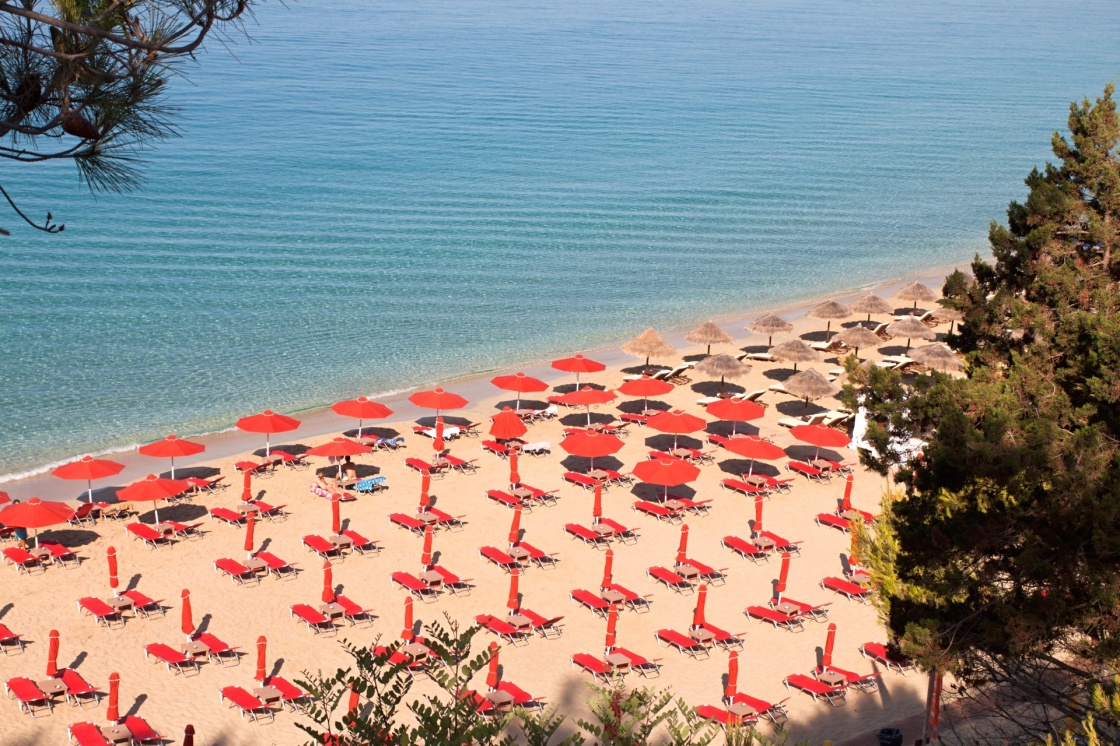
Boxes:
[349,426,401,440]
[785,445,846,462]
[138,503,207,524]
[629,483,697,502]
[551,382,607,394]
[799,330,830,343]
[620,364,669,377]
[643,434,704,451]
[704,422,763,438]
[38,528,99,548]
[160,465,221,480]
[690,381,745,397]
[415,415,474,428]
[616,400,670,415]
[774,401,830,417]
[253,444,310,458]
[497,398,547,411]
[740,344,771,355]
[763,367,796,381]
[560,455,623,473]
[558,412,615,427]
[717,458,781,478]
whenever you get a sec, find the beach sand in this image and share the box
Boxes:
[0,271,959,745]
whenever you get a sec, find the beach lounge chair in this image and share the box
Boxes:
[261,675,311,712]
[778,413,827,429]
[441,455,478,474]
[77,597,126,629]
[6,676,52,716]
[58,668,99,708]
[813,665,881,693]
[214,558,260,587]
[564,523,612,549]
[671,496,713,515]
[647,566,694,594]
[428,566,473,596]
[757,530,802,555]
[36,541,79,568]
[69,721,110,745]
[209,507,246,527]
[481,440,509,458]
[186,475,227,494]
[0,623,24,655]
[678,558,728,586]
[161,520,204,541]
[571,653,612,682]
[338,529,379,555]
[123,716,163,744]
[194,632,240,667]
[354,476,388,493]
[694,705,743,728]
[67,502,99,527]
[425,507,466,531]
[570,589,611,617]
[655,629,710,659]
[707,434,733,448]
[783,673,847,706]
[821,576,873,604]
[2,547,46,574]
[303,534,345,563]
[695,623,744,651]
[479,546,521,572]
[486,490,526,511]
[252,501,289,522]
[786,461,831,483]
[620,413,648,426]
[769,597,830,622]
[745,605,804,632]
[722,535,771,563]
[720,478,769,497]
[122,590,164,619]
[219,686,275,724]
[859,642,917,675]
[389,513,427,535]
[521,441,551,456]
[600,469,633,486]
[603,583,653,613]
[518,484,559,507]
[334,595,373,627]
[633,501,684,524]
[563,472,602,490]
[127,523,174,550]
[753,474,795,494]
[517,542,559,569]
[291,604,338,637]
[611,647,663,678]
[726,693,789,724]
[816,513,853,533]
[391,572,441,602]
[474,614,531,646]
[519,609,565,639]
[598,518,639,544]
[254,551,299,580]
[405,457,445,478]
[144,643,201,676]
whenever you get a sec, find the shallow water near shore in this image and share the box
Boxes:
[1,0,1118,477]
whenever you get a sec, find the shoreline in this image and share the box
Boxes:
[1,257,974,497]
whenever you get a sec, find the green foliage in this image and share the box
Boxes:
[575,682,718,746]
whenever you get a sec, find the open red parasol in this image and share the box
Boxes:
[52,455,124,503]
[560,430,623,470]
[647,409,707,448]
[181,589,194,638]
[236,410,301,457]
[721,436,785,476]
[705,398,765,434]
[617,375,674,412]
[308,437,371,478]
[117,474,190,523]
[331,397,393,440]
[558,386,617,426]
[0,491,8,505]
[632,456,700,501]
[408,387,468,417]
[489,408,528,441]
[551,354,606,386]
[0,497,75,530]
[491,373,548,411]
[138,435,205,479]
[790,423,851,454]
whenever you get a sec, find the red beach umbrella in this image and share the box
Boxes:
[551,354,606,387]
[0,491,8,505]
[138,435,205,479]
[255,636,267,682]
[52,455,124,503]
[508,503,523,546]
[509,450,520,487]
[605,604,619,651]
[706,399,765,435]
[0,497,75,532]
[592,480,603,521]
[331,494,341,535]
[646,410,707,449]
[181,590,194,638]
[693,585,707,628]
[753,495,764,534]
[117,474,190,523]
[676,524,690,564]
[841,473,854,512]
[433,417,445,453]
[402,597,414,641]
[490,408,528,441]
[722,436,785,476]
[558,386,617,426]
[308,437,372,479]
[790,424,851,459]
[560,430,623,470]
[601,549,614,589]
[617,375,674,412]
[632,456,700,501]
[491,373,548,411]
[236,410,301,457]
[725,651,739,701]
[408,387,468,417]
[486,641,500,690]
[776,552,791,600]
[244,513,256,556]
[46,629,59,678]
[822,623,837,669]
[507,568,520,612]
[419,473,431,512]
[184,725,195,746]
[420,524,434,568]
[107,672,120,723]
[322,560,335,604]
[107,546,119,594]
[330,397,393,440]
[242,470,253,502]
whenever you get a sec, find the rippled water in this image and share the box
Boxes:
[0,0,1117,476]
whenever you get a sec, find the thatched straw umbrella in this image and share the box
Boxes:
[685,321,734,356]
[887,316,936,351]
[808,300,852,343]
[770,339,819,372]
[849,293,894,322]
[693,354,752,395]
[910,343,963,373]
[749,313,793,349]
[937,306,964,335]
[622,328,677,373]
[833,325,882,359]
[894,281,938,310]
[782,368,839,412]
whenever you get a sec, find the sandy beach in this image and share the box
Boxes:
[0,268,962,745]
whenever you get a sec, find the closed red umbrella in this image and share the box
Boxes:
[402,597,414,641]
[117,474,190,523]
[841,473,854,512]
[490,408,528,441]
[509,450,520,487]
[693,584,707,628]
[138,435,205,479]
[491,373,548,411]
[507,568,520,612]
[790,424,851,459]
[776,552,791,601]
[646,410,707,449]
[754,494,764,534]
[604,604,619,651]
[408,387,468,417]
[52,455,125,503]
[420,524,434,568]
[255,636,267,682]
[558,386,617,426]
[322,560,335,604]
[676,523,690,564]
[706,399,765,435]
[107,672,120,722]
[244,512,256,556]
[242,470,253,502]
[822,623,837,669]
[236,410,301,457]
[433,417,445,454]
[560,430,623,471]
[551,354,606,387]
[617,375,674,412]
[46,630,59,678]
[419,473,431,512]
[592,480,603,522]
[721,436,785,476]
[508,503,522,546]
[632,456,700,501]
[486,641,500,690]
[107,546,119,595]
[725,651,739,701]
[184,725,195,746]
[181,589,194,638]
[331,397,394,440]
[601,549,614,589]
[331,494,341,535]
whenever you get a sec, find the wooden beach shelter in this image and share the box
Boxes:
[807,300,851,343]
[848,293,894,323]
[886,316,936,351]
[894,281,938,311]
[693,354,751,395]
[909,343,963,372]
[782,368,839,412]
[748,313,793,349]
[833,325,882,359]
[622,328,677,373]
[685,321,734,356]
[769,339,819,372]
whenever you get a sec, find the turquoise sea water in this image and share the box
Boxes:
[1,0,1118,477]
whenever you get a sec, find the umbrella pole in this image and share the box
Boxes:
[748,459,754,477]
[358,419,363,440]
[265,434,270,458]
[516,395,521,412]
[825,320,832,344]
[719,375,726,395]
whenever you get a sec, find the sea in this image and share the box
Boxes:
[0,0,1117,479]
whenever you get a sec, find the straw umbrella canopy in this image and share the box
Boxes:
[770,339,819,371]
[782,368,838,411]
[887,316,936,351]
[692,354,751,395]
[848,293,894,322]
[833,325,882,359]
[685,321,733,356]
[748,313,793,348]
[938,305,964,334]
[910,343,963,372]
[807,300,851,343]
[895,281,938,310]
[621,328,677,373]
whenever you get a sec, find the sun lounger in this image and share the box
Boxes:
[677,558,728,586]
[786,461,831,482]
[160,521,204,540]
[261,675,311,711]
[98,502,135,521]
[816,513,854,532]
[481,440,510,458]
[783,673,846,706]
[3,547,46,574]
[424,507,466,531]
[440,455,478,474]
[427,565,473,596]
[214,558,260,586]
[722,535,770,563]
[598,518,639,544]
[338,529,379,555]
[695,623,744,651]
[291,603,338,636]
[77,597,126,629]
[405,457,444,478]
[518,609,565,639]
[770,597,830,621]
[859,642,917,675]
[563,472,603,490]
[603,583,653,613]
[69,721,111,744]
[479,546,521,572]
[612,647,663,678]
[391,571,441,602]
[186,475,227,494]
[127,523,174,550]
[67,502,99,527]
[123,716,162,744]
[633,501,684,524]
[389,513,427,534]
[694,704,743,727]
[144,643,201,675]
[36,540,79,567]
[193,632,239,667]
[516,541,559,569]
[600,469,632,485]
[821,576,873,604]
[517,484,559,507]
[655,629,710,659]
[252,501,288,521]
[570,589,611,617]
[813,665,881,693]
[707,434,733,448]
[519,441,550,456]
[486,490,526,510]
[209,507,246,526]
[254,551,299,580]
[753,475,794,493]
[647,566,694,594]
[564,523,612,548]
[303,534,345,563]
[0,623,24,655]
[58,668,99,708]
[728,693,789,724]
[571,653,612,682]
[121,590,164,619]
[220,686,274,724]
[768,382,787,394]
[745,605,804,632]
[778,412,827,428]
[6,676,52,716]
[619,413,648,426]
[671,496,713,515]
[334,595,373,627]
[757,531,801,555]
[475,614,531,646]
[720,478,769,497]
